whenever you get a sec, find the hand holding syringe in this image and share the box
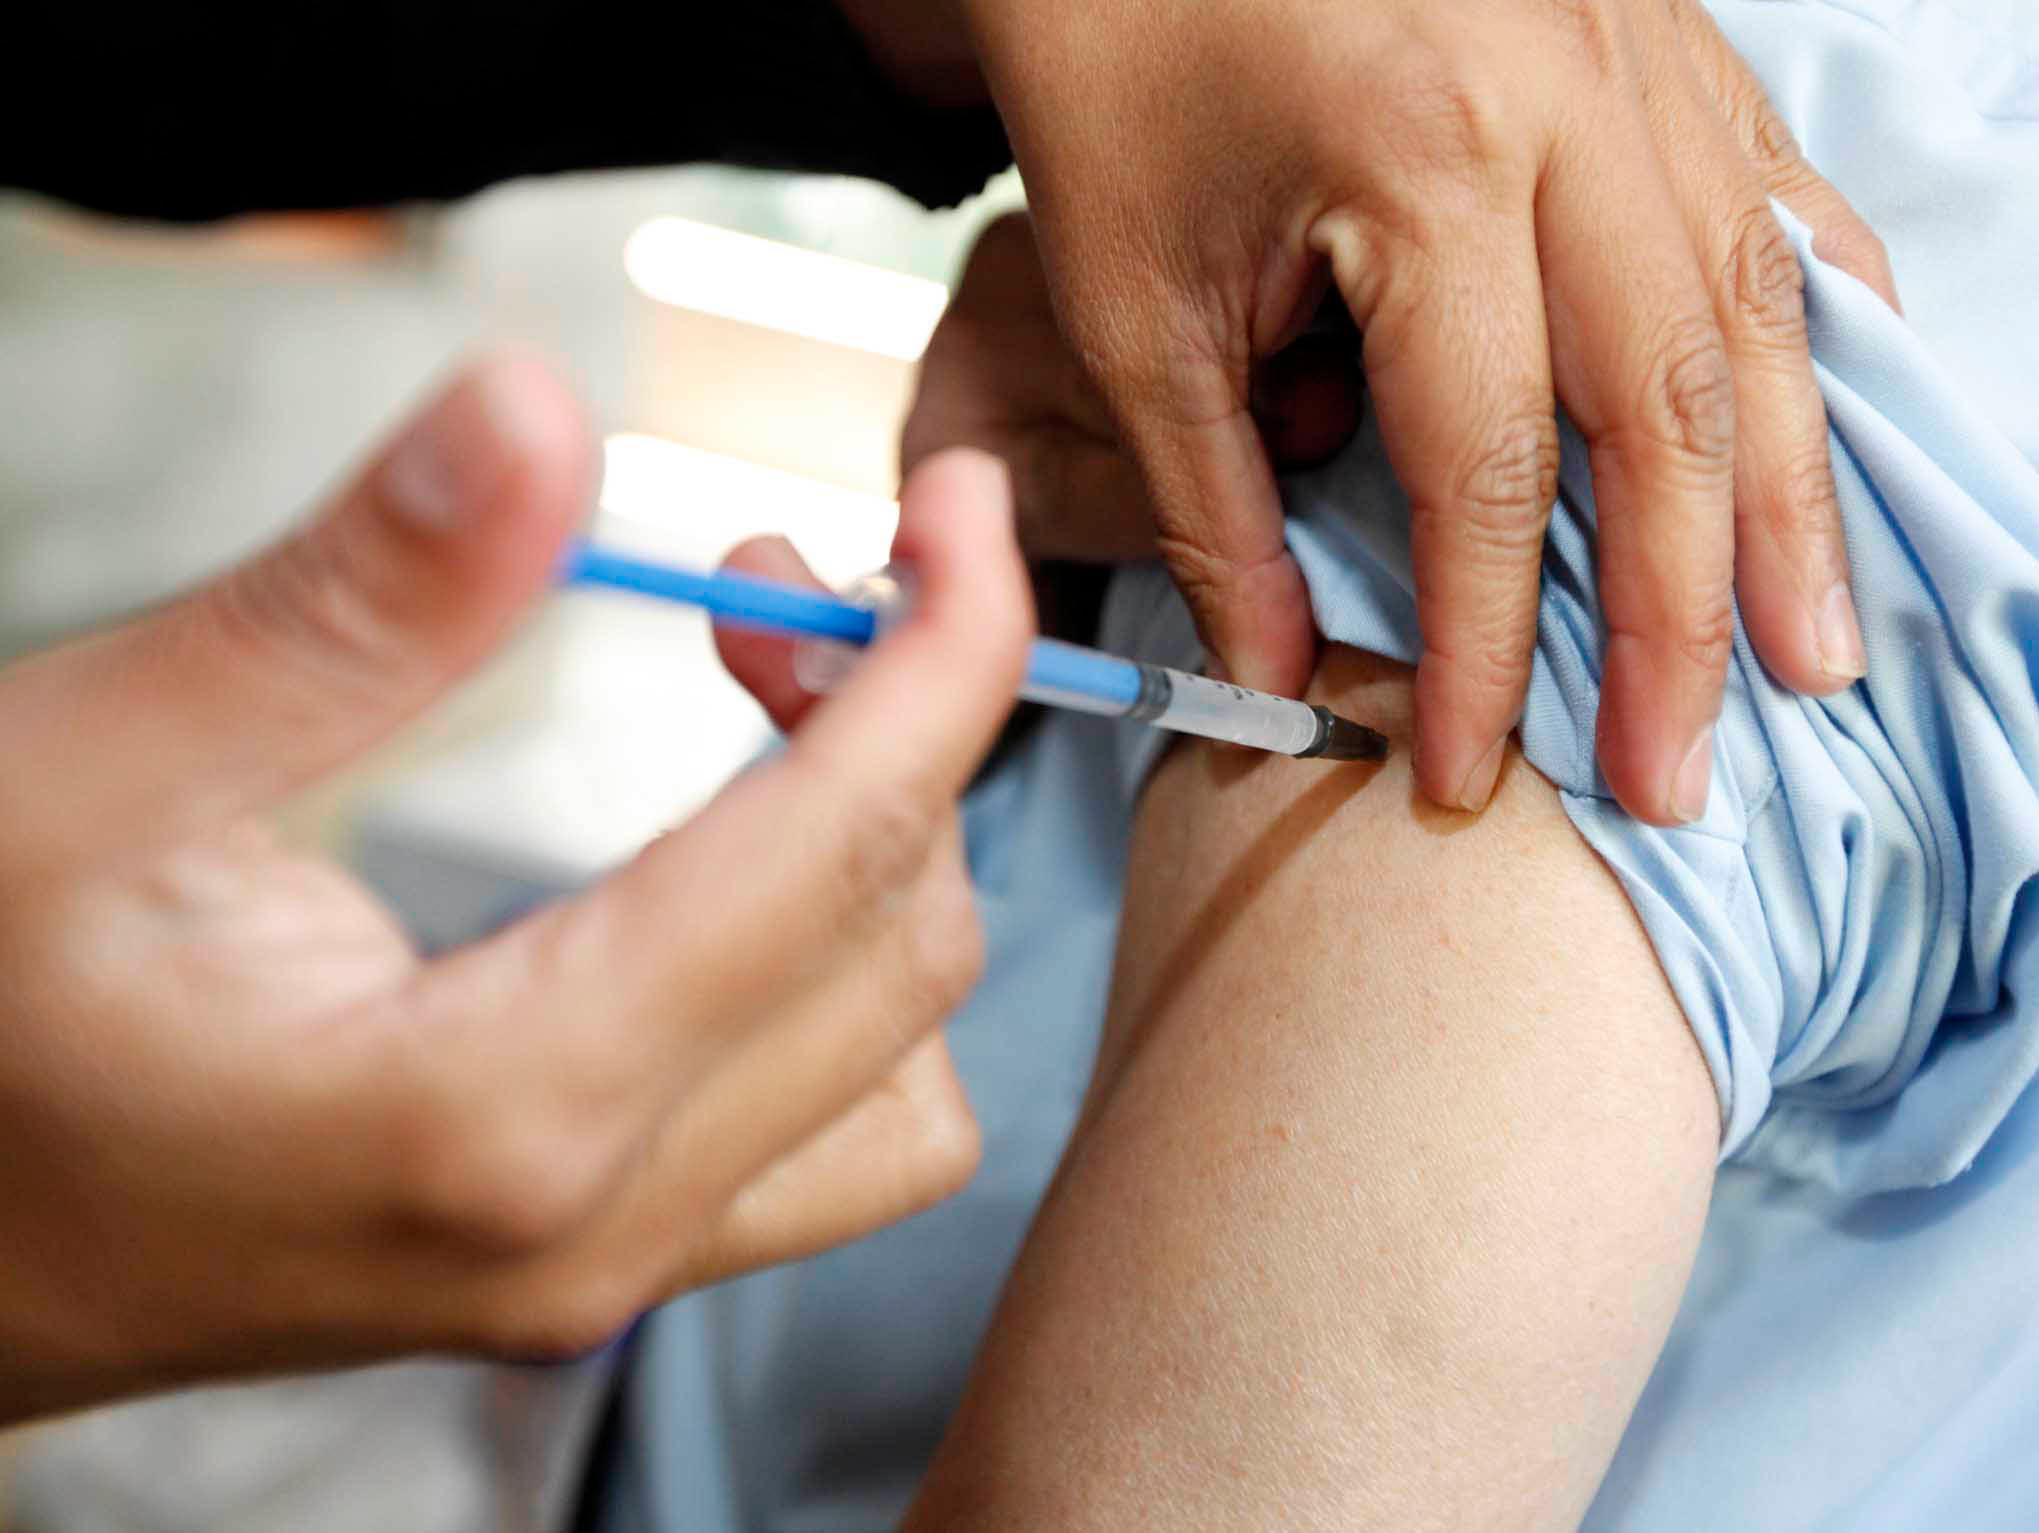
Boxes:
[565,544,1387,763]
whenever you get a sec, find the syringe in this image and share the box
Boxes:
[563,543,1387,763]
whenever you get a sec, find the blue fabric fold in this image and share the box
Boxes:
[1103,196,2039,1195]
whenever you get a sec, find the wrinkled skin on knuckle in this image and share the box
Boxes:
[1371,47,1523,191]
[1036,180,1234,407]
[1639,317,1737,462]
[1666,581,1739,680]
[1539,0,1622,75]
[208,523,413,703]
[1722,79,1899,298]
[1151,526,1232,610]
[830,776,946,920]
[1082,302,1251,442]
[1727,83,1805,173]
[1419,610,1539,706]
[1451,414,1563,535]
[1149,521,1296,641]
[1408,553,1540,707]
[386,1056,624,1261]
[1721,204,1807,343]
[1758,441,1844,554]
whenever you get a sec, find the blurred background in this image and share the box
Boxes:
[0,160,1022,1532]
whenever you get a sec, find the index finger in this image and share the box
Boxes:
[1338,214,1559,813]
[1092,321,1316,697]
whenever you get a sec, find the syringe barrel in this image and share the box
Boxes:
[789,571,1321,757]
[1132,666,1321,755]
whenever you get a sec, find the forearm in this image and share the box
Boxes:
[908,646,1718,1529]
[7,2,1007,220]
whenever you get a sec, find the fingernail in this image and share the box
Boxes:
[379,365,552,533]
[1815,582,1867,682]
[730,535,808,583]
[1671,728,1714,824]
[1457,735,1507,813]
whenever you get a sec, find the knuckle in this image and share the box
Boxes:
[1106,339,1249,439]
[1426,625,1537,704]
[1150,524,1294,618]
[1675,586,1739,678]
[457,1139,609,1257]
[1722,205,1806,338]
[393,1085,621,1259]
[1152,527,1229,605]
[211,519,410,694]
[1609,579,1736,681]
[834,778,946,915]
[1390,69,1516,183]
[1764,442,1842,544]
[1540,0,1619,74]
[1151,526,1265,633]
[489,1266,645,1363]
[1452,414,1562,530]
[1640,318,1737,462]
[1068,284,1243,430]
[1735,94,1804,172]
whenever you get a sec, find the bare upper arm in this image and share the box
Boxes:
[908,645,1717,1531]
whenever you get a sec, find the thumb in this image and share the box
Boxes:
[11,354,592,859]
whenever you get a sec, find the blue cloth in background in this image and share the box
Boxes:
[599,3,2039,1527]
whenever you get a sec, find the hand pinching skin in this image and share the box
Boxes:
[963,0,1898,823]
